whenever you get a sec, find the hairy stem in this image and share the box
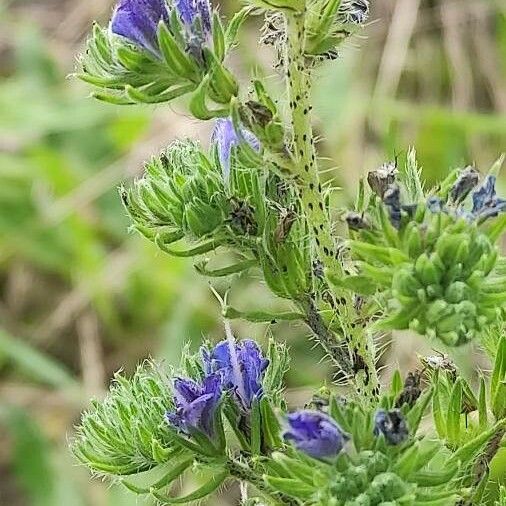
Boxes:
[284,10,379,399]
[226,458,297,505]
[284,12,343,281]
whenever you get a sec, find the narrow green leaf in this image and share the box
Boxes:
[121,457,193,494]
[446,379,463,445]
[151,469,228,503]
[479,375,488,430]
[0,329,77,391]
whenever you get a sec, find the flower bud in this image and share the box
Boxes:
[212,118,260,181]
[166,374,222,437]
[283,410,349,459]
[122,140,229,251]
[449,166,479,204]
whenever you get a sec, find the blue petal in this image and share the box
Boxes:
[111,0,169,55]
[174,0,195,25]
[173,377,202,404]
[212,118,260,182]
[284,410,347,459]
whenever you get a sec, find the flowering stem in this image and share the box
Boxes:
[284,10,379,399]
[284,12,343,281]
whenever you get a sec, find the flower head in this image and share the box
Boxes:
[111,0,169,55]
[202,336,269,409]
[212,118,260,181]
[283,410,348,459]
[373,409,409,445]
[110,0,212,59]
[166,373,222,436]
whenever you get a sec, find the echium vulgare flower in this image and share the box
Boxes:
[111,0,170,55]
[283,410,349,459]
[212,118,260,181]
[111,0,211,57]
[202,329,269,409]
[166,373,222,436]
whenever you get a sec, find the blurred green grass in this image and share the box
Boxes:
[0,0,505,504]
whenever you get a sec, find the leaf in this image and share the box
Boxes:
[151,469,228,503]
[446,379,463,445]
[263,475,314,499]
[260,397,283,449]
[121,457,193,494]
[432,383,446,438]
[406,387,433,434]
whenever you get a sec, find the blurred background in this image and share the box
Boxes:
[0,0,505,504]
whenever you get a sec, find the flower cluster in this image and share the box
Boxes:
[78,0,239,107]
[342,158,506,345]
[165,332,269,440]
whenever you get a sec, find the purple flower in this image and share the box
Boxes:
[111,0,169,55]
[212,118,260,181]
[166,373,222,436]
[471,175,506,222]
[373,409,409,445]
[202,336,269,409]
[110,0,212,59]
[283,410,348,459]
[175,0,212,34]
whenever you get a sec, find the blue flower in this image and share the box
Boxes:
[202,336,269,409]
[471,175,506,222]
[166,373,222,436]
[212,118,260,181]
[284,410,348,459]
[111,0,169,55]
[175,0,212,34]
[110,0,212,58]
[373,409,409,445]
